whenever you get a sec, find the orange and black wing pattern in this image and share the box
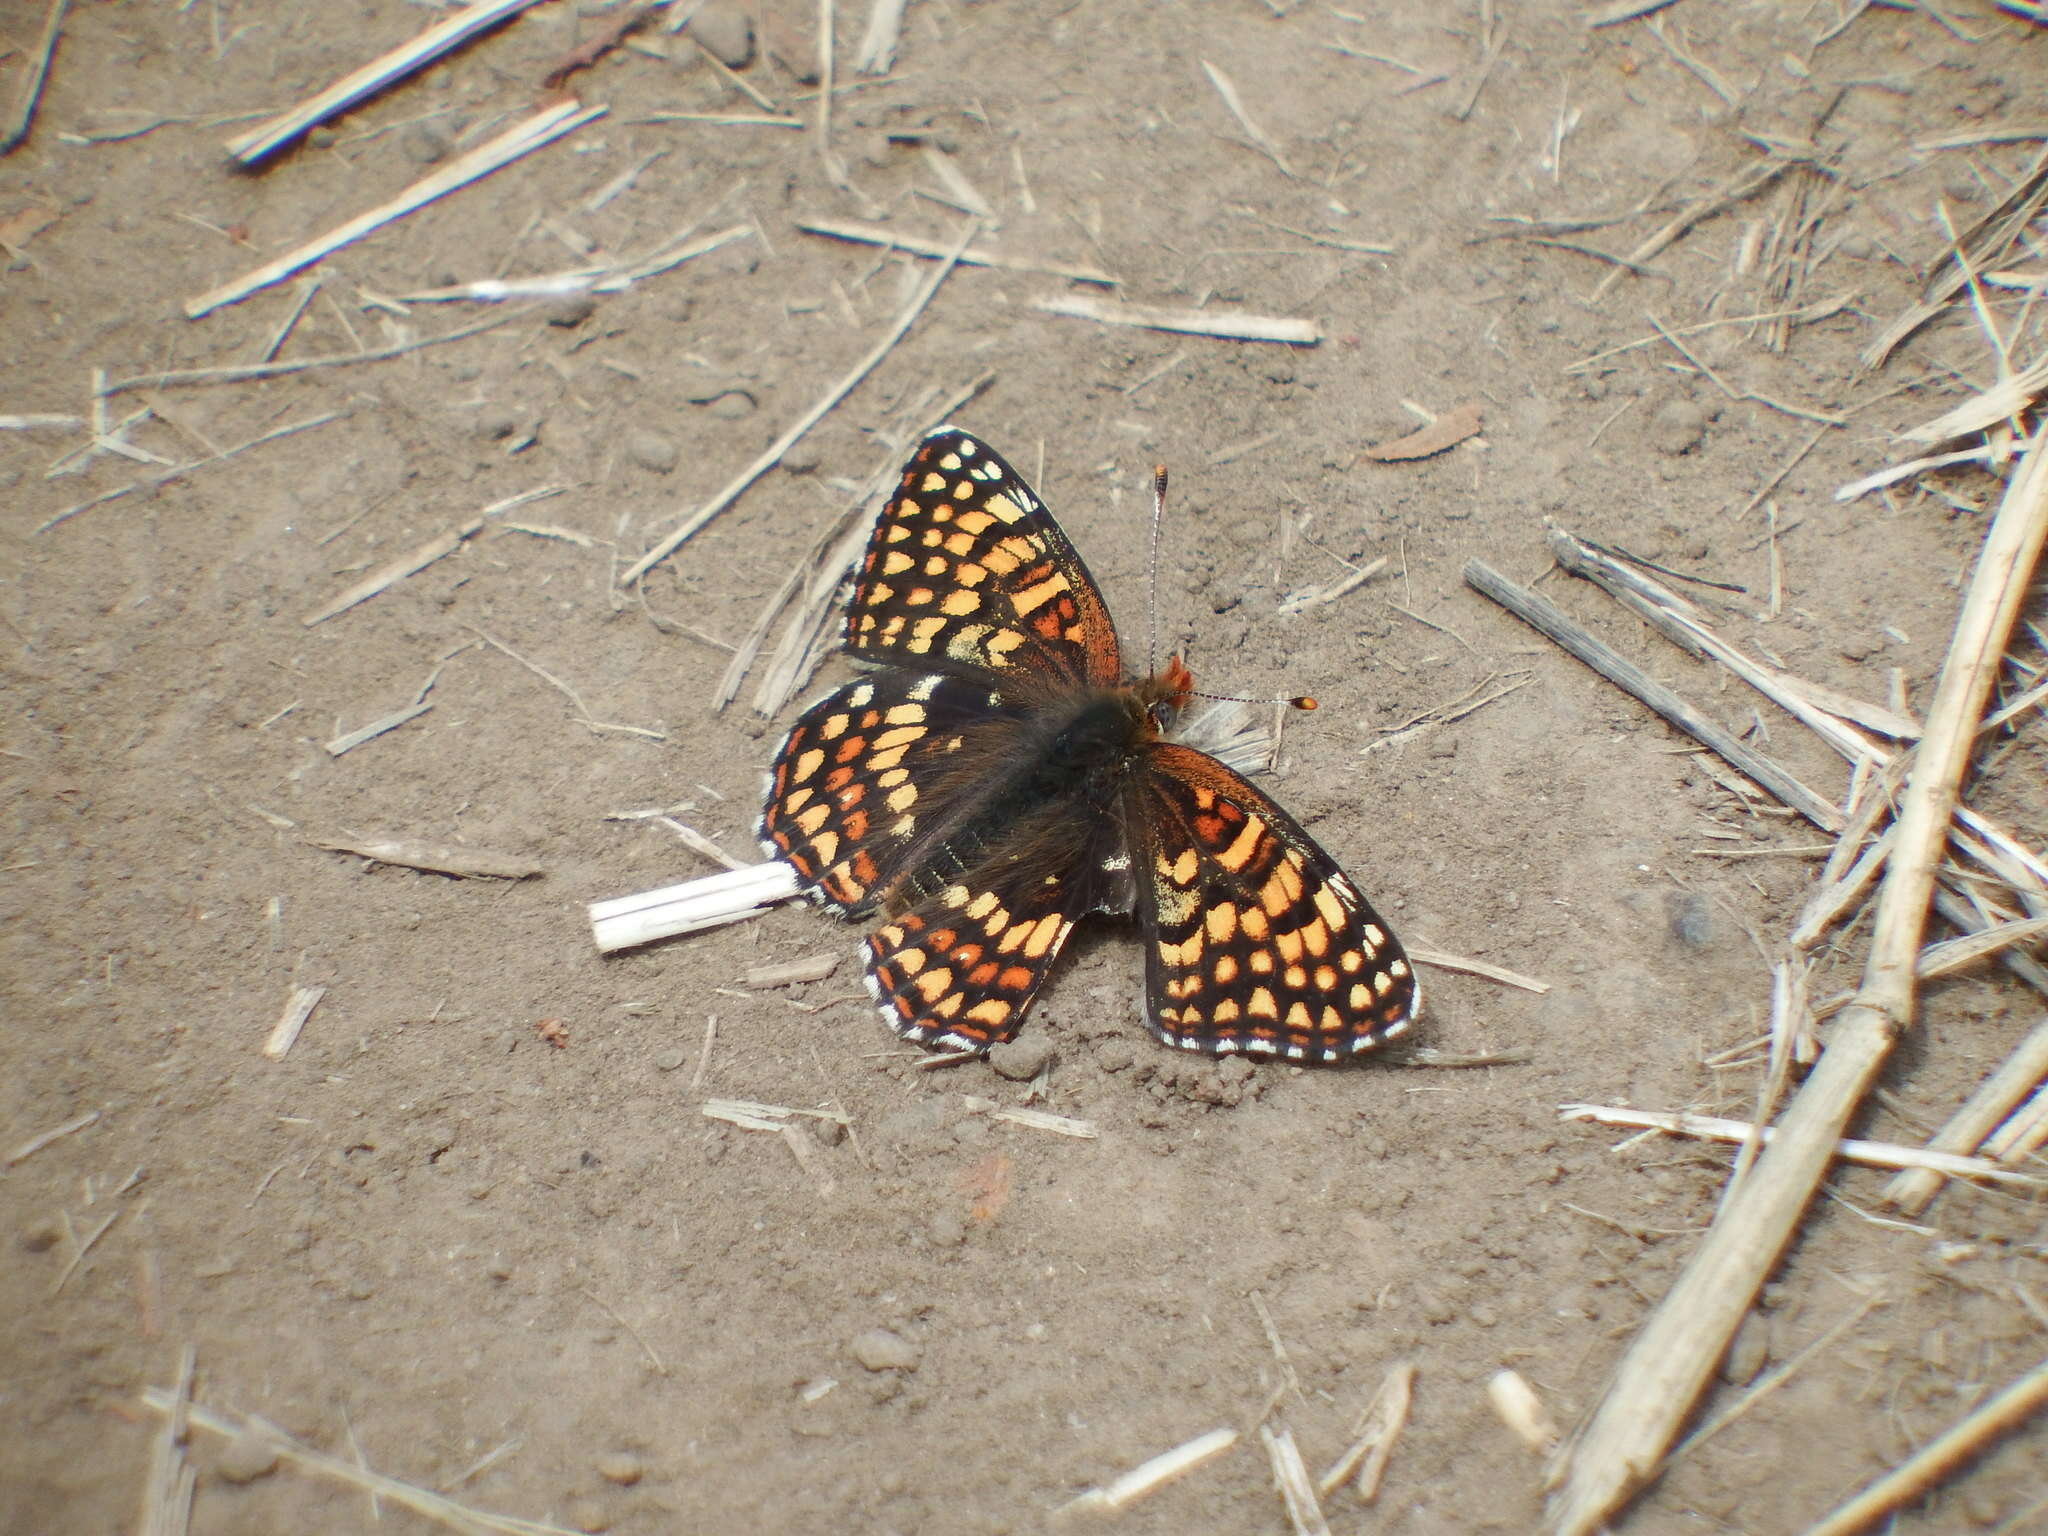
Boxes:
[858,799,1126,1050]
[759,667,1010,916]
[845,428,1121,691]
[1127,743,1417,1061]
[759,425,1419,1063]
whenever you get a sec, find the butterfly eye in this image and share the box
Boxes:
[1148,699,1179,732]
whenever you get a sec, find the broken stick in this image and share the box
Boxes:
[1463,559,1842,829]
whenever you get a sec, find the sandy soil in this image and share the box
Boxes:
[4,1,2047,1531]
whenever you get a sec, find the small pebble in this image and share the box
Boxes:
[1667,891,1715,949]
[568,1497,611,1534]
[705,391,755,420]
[1836,232,1874,260]
[544,293,596,328]
[216,1428,279,1484]
[1095,1042,1134,1073]
[1721,1313,1771,1385]
[597,1451,644,1486]
[20,1219,61,1253]
[1645,397,1707,456]
[928,1209,965,1246]
[688,0,755,68]
[306,125,337,150]
[400,121,452,165]
[1216,1055,1254,1086]
[476,405,520,441]
[987,1038,1054,1081]
[814,1117,846,1146]
[626,430,680,474]
[849,1327,921,1371]
[653,1048,687,1072]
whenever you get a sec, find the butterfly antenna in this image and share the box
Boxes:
[1190,688,1320,711]
[1145,463,1167,675]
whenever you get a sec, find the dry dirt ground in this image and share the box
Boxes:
[5,1,2048,1532]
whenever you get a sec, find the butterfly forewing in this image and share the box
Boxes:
[848,430,1121,691]
[1131,743,1418,1061]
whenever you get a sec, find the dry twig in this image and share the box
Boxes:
[1,0,68,155]
[225,0,544,163]
[1464,560,1843,830]
[190,102,606,317]
[1035,295,1318,345]
[620,220,981,585]
[310,836,544,879]
[1545,425,2048,1535]
[1562,1103,2042,1186]
[796,216,1117,284]
[1802,1357,2048,1536]
[139,1389,582,1536]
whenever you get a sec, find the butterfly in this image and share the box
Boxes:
[757,427,1417,1062]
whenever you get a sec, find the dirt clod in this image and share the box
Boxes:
[986,1038,1053,1080]
[1644,397,1708,456]
[688,1,755,68]
[849,1328,921,1371]
[215,1429,279,1485]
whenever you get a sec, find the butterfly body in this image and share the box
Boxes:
[758,428,1417,1063]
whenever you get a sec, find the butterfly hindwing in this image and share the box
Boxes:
[758,668,1018,914]
[861,803,1124,1049]
[847,428,1121,691]
[1130,742,1417,1061]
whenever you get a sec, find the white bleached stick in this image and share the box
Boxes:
[1057,1427,1239,1515]
[589,862,802,952]
[188,101,607,318]
[224,0,547,164]
[854,0,907,73]
[1561,1103,2043,1187]
[796,216,1118,285]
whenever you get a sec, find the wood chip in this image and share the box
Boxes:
[740,954,844,989]
[1057,1426,1238,1515]
[1360,402,1483,461]
[309,836,544,879]
[264,985,327,1059]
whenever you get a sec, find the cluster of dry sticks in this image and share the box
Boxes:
[1463,147,2048,1532]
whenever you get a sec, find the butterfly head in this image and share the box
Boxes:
[1134,655,1196,735]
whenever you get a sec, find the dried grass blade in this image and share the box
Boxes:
[224,0,545,164]
[189,102,606,318]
